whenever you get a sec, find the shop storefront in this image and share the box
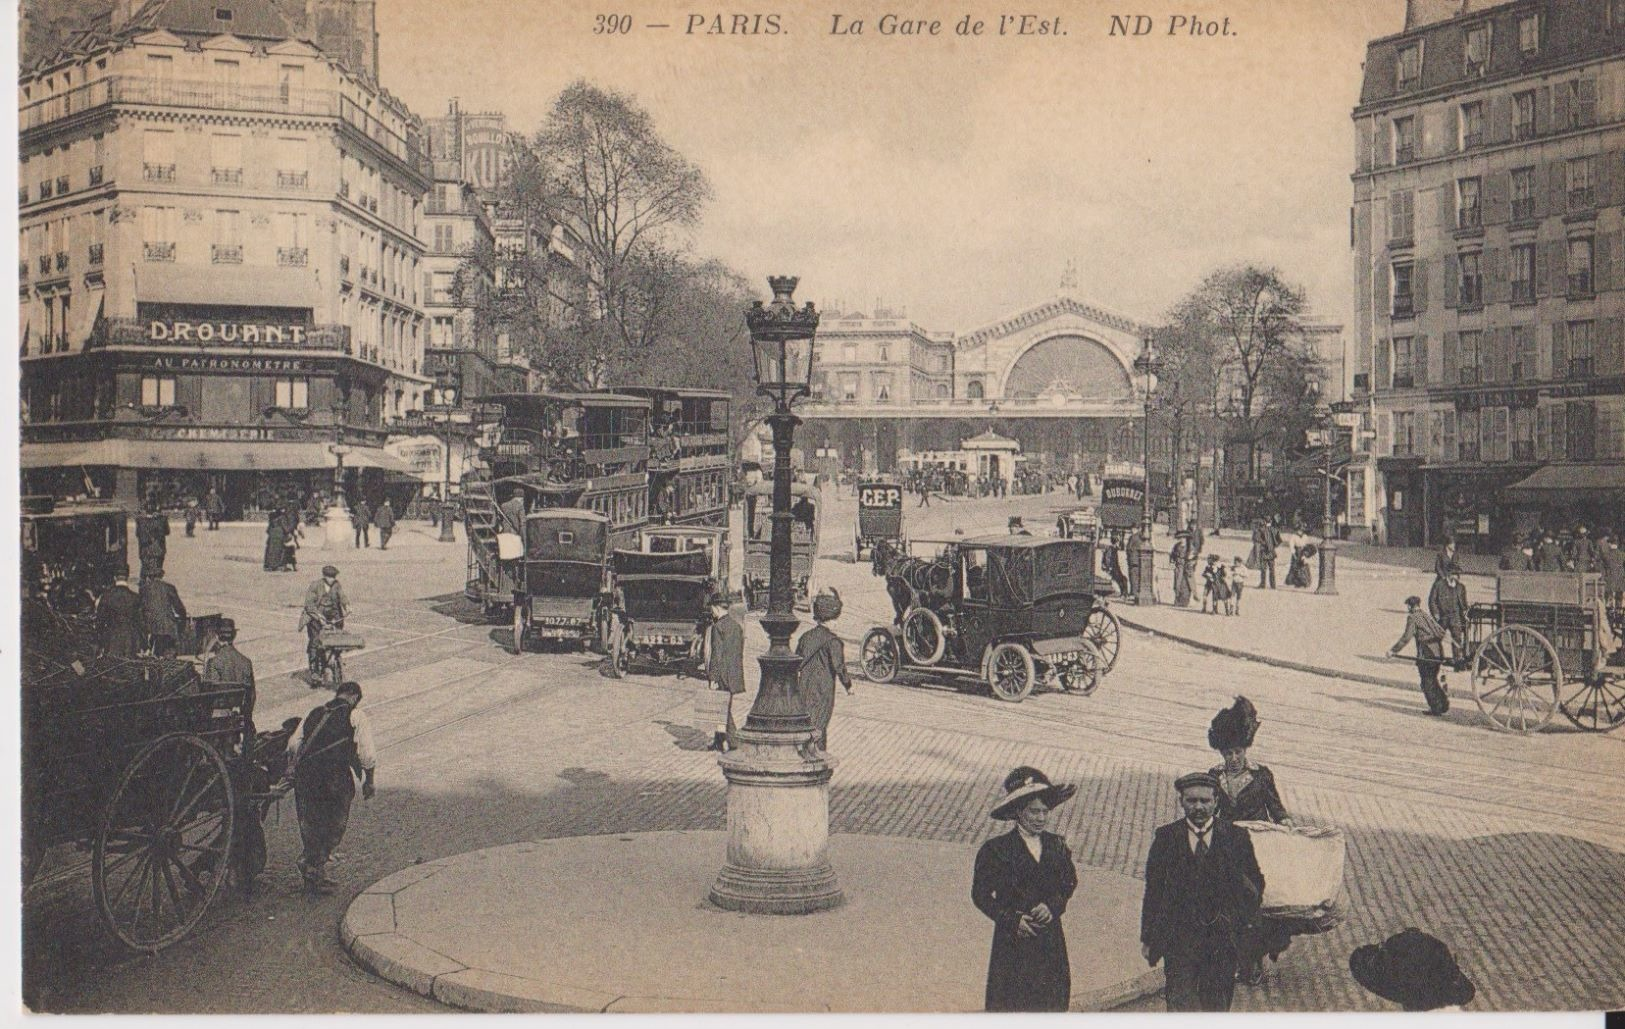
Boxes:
[1504,463,1625,540]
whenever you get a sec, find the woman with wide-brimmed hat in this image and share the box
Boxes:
[795,588,852,757]
[971,766,1080,1012]
[1349,928,1475,1011]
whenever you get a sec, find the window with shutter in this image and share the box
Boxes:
[1414,334,1429,386]
[1376,336,1392,389]
[1442,331,1460,385]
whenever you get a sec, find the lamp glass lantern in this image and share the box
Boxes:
[747,276,819,409]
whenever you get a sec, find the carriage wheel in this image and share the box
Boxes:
[988,643,1036,702]
[1471,625,1561,735]
[511,604,528,655]
[861,628,900,684]
[93,733,235,953]
[901,607,946,666]
[1559,673,1625,733]
[605,622,628,679]
[1082,608,1121,674]
[1058,639,1103,696]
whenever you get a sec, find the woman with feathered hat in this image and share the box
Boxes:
[1207,696,1294,985]
[796,588,852,758]
[972,766,1079,1011]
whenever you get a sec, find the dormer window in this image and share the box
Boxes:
[1464,24,1490,78]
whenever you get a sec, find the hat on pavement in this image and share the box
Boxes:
[990,766,1076,820]
[811,587,843,622]
[1208,696,1260,751]
[321,565,340,578]
[1349,928,1475,1011]
[1174,771,1220,794]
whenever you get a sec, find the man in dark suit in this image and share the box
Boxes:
[705,594,745,752]
[95,568,144,658]
[135,502,169,577]
[204,617,257,739]
[1140,771,1265,1012]
[140,568,187,657]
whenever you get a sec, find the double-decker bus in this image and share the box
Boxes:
[463,392,652,615]
[613,387,732,529]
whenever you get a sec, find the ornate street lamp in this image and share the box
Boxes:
[1314,392,1358,596]
[710,275,843,915]
[434,366,463,543]
[1131,336,1162,606]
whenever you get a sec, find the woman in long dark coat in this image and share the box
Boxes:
[796,588,851,756]
[1207,696,1296,986]
[972,766,1079,1012]
[263,509,287,571]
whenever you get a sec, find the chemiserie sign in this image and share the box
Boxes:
[148,320,308,345]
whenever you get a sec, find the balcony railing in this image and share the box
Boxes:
[276,169,309,189]
[88,165,103,186]
[1511,280,1534,303]
[1569,273,1593,297]
[1511,198,1535,221]
[1514,120,1535,141]
[1569,357,1595,379]
[143,163,176,182]
[88,243,103,266]
[55,251,68,271]
[277,246,309,267]
[1462,130,1483,148]
[143,241,176,262]
[1459,283,1483,308]
[1392,296,1415,318]
[1569,187,1595,211]
[211,243,243,264]
[212,167,243,185]
[22,76,431,177]
[1458,206,1481,229]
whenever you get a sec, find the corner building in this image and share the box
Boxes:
[1351,0,1625,548]
[19,0,430,516]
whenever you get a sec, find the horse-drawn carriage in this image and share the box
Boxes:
[1466,571,1625,734]
[604,525,728,678]
[853,479,904,560]
[860,535,1121,701]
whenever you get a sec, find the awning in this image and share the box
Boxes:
[121,441,336,471]
[1504,463,1625,497]
[20,439,128,468]
[341,447,413,473]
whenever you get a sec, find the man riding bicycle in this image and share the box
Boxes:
[299,564,348,678]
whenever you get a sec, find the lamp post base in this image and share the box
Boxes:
[1315,539,1339,596]
[1133,541,1158,606]
[710,727,844,915]
[438,502,457,543]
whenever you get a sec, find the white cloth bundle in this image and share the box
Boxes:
[1235,820,1346,915]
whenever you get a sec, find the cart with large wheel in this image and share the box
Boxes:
[1465,571,1625,734]
[22,651,250,953]
[857,535,1118,702]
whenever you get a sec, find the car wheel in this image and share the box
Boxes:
[988,643,1035,702]
[901,606,946,665]
[861,628,900,684]
[1059,639,1102,696]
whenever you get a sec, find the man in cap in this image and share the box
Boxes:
[1389,595,1451,715]
[704,593,745,752]
[1349,928,1475,1011]
[373,498,397,550]
[299,565,348,677]
[1498,532,1533,572]
[1140,771,1265,1012]
[1427,569,1470,664]
[287,681,376,894]
[204,618,257,742]
[1534,530,1565,572]
[1570,523,1600,574]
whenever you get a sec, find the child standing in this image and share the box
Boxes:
[1200,554,1222,614]
[1215,560,1234,615]
[1229,557,1246,615]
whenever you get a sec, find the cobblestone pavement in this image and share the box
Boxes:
[23,501,1625,1013]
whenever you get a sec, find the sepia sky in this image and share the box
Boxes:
[379,0,1408,332]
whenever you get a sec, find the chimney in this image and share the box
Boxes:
[111,0,141,30]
